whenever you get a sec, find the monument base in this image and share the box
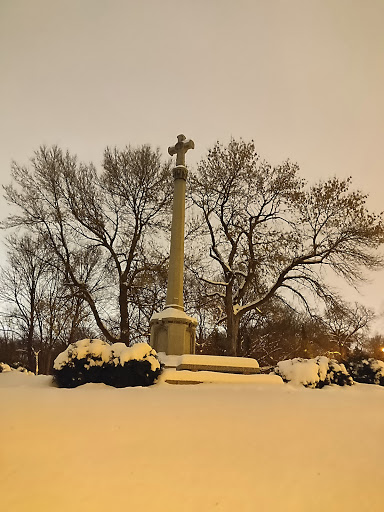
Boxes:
[155,354,283,385]
[149,307,197,355]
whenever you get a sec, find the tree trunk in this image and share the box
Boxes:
[26,321,35,371]
[339,341,348,360]
[225,291,240,356]
[119,281,130,344]
[67,297,82,346]
[45,349,53,375]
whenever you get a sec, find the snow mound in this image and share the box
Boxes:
[159,369,282,385]
[0,363,33,374]
[0,362,12,373]
[111,342,160,370]
[54,339,112,370]
[275,356,353,388]
[180,354,259,369]
[0,371,53,388]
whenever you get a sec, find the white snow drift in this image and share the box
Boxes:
[1,371,384,512]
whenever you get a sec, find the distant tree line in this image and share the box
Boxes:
[1,140,383,372]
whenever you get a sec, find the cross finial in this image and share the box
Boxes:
[168,134,195,166]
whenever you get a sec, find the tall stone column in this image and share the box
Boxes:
[150,135,197,355]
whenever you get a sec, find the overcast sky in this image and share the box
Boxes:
[1,0,384,325]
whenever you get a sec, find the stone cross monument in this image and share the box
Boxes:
[149,134,197,355]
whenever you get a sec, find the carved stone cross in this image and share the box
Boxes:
[149,133,198,355]
[168,134,195,166]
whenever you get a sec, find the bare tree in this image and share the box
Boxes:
[360,333,384,360]
[0,233,95,372]
[0,235,49,369]
[190,139,384,356]
[3,144,172,345]
[323,301,375,359]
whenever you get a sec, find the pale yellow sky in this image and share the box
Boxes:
[1,0,383,324]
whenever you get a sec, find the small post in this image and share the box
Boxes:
[33,349,40,375]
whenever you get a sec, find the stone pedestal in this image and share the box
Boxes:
[150,307,197,355]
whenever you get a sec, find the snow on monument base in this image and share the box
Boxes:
[157,353,267,385]
[149,307,197,355]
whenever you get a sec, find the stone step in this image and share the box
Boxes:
[158,353,260,375]
[159,368,283,386]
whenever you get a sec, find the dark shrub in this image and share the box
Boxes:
[345,358,384,386]
[326,359,354,387]
[53,339,162,388]
[104,359,160,388]
[53,358,91,388]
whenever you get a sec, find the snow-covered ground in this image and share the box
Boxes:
[1,371,384,511]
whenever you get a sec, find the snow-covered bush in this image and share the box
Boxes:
[53,339,162,388]
[0,363,32,374]
[346,358,384,386]
[0,362,12,373]
[275,356,353,388]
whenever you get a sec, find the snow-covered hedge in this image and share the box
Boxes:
[53,339,162,388]
[0,363,32,374]
[275,356,354,388]
[345,358,384,386]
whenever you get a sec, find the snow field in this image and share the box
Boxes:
[1,372,384,511]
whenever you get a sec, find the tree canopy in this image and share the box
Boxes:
[1,138,384,367]
[3,144,172,346]
[189,139,384,356]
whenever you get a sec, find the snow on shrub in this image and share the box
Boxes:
[275,356,353,388]
[0,363,32,374]
[0,363,12,373]
[346,358,384,386]
[53,339,162,388]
